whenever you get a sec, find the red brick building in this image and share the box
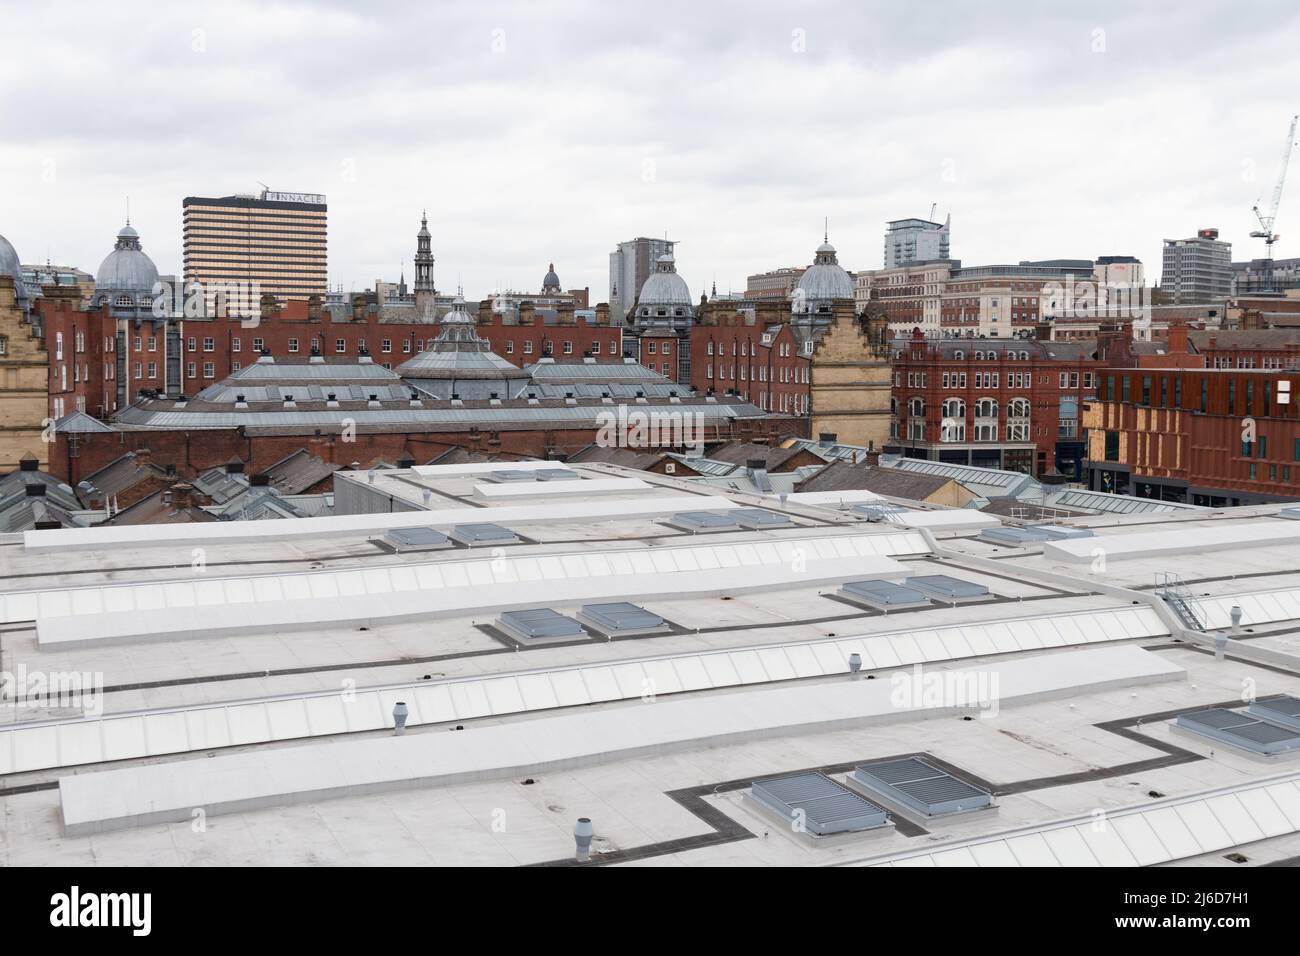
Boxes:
[886,329,1103,478]
[37,293,623,421]
[1083,365,1300,505]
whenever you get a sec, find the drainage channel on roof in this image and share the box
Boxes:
[1176,708,1300,756]
[731,508,793,529]
[838,578,930,610]
[496,608,587,644]
[1248,696,1300,733]
[750,772,889,836]
[447,522,522,547]
[907,574,990,602]
[577,601,669,637]
[848,757,993,818]
[979,527,1053,547]
[374,527,454,553]
[663,510,741,533]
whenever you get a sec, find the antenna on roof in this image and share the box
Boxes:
[824,216,828,242]
[125,195,130,226]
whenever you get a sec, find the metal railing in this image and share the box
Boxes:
[1154,571,1206,631]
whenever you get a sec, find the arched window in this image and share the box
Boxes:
[908,397,925,417]
[953,350,965,360]
[1008,398,1031,419]
[942,397,965,419]
[975,398,998,419]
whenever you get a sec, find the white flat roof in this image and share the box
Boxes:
[58,645,1184,835]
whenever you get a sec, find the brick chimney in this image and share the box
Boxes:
[135,446,152,467]
[1167,321,1189,355]
[307,294,322,322]
[171,482,193,510]
[259,293,279,324]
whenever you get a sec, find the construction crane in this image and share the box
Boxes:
[1250,114,1299,290]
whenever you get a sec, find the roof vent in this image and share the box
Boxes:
[448,522,522,547]
[250,473,270,488]
[749,773,889,835]
[226,459,244,474]
[25,482,47,497]
[849,758,993,818]
[838,578,930,610]
[397,456,416,468]
[497,608,586,644]
[376,527,452,553]
[368,393,381,408]
[818,432,837,445]
[664,510,741,534]
[574,818,594,863]
[576,602,668,637]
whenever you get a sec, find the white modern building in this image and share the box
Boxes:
[5,460,1300,866]
[884,216,951,268]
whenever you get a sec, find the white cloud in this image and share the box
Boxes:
[1,0,1297,297]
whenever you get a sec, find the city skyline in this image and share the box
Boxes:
[1,1,1298,299]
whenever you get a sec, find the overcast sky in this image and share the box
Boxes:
[2,1,1298,301]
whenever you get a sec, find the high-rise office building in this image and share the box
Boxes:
[1160,228,1231,304]
[884,216,951,268]
[183,189,328,314]
[609,237,674,324]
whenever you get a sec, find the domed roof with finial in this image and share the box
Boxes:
[96,221,159,297]
[795,225,853,309]
[542,262,561,294]
[417,210,430,239]
[637,251,692,308]
[395,292,527,391]
[0,232,27,302]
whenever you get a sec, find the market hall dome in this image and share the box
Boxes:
[93,222,160,309]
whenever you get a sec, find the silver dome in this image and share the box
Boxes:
[96,222,159,295]
[0,232,27,301]
[636,252,692,307]
[795,238,853,307]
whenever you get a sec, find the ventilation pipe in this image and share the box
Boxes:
[1230,605,1242,637]
[1214,630,1228,662]
[574,818,594,862]
[848,653,862,679]
[392,701,409,735]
